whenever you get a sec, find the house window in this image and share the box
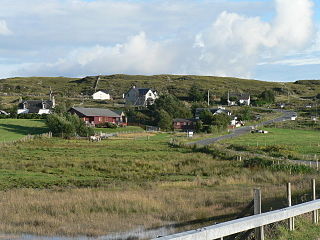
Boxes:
[149,93,152,96]
[99,117,102,122]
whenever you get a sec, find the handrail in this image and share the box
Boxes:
[154,199,320,240]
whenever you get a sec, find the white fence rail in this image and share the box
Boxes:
[154,188,320,240]
[155,199,320,240]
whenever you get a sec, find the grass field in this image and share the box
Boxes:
[222,128,320,159]
[0,119,48,142]
[0,131,318,236]
[95,126,144,133]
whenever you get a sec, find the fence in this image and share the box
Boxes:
[0,132,52,146]
[154,180,319,240]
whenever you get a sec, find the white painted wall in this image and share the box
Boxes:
[92,91,111,100]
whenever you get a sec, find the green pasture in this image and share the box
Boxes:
[0,119,48,142]
[223,128,320,157]
[95,126,144,133]
[0,133,230,189]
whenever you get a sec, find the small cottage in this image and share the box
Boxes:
[69,107,127,126]
[92,91,112,100]
[17,97,55,115]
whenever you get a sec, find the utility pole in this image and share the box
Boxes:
[207,90,210,106]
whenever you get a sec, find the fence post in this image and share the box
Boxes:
[287,183,295,230]
[254,188,264,240]
[312,179,318,224]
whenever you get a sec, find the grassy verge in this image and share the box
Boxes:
[0,119,48,142]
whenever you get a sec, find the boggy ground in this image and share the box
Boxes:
[0,132,318,237]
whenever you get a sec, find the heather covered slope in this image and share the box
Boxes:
[1,75,319,99]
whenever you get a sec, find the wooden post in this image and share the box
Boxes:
[254,188,264,240]
[287,183,295,230]
[312,179,318,224]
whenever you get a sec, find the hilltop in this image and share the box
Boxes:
[0,75,319,107]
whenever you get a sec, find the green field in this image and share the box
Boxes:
[222,128,320,158]
[95,126,144,133]
[0,119,48,142]
[0,119,319,237]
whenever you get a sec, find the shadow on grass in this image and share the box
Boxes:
[0,123,48,136]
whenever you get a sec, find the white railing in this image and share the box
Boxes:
[154,199,320,240]
[154,181,319,240]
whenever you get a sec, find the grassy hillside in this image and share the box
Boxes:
[0,119,48,142]
[1,75,319,101]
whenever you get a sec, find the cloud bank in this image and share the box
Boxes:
[2,0,316,80]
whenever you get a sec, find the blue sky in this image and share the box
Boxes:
[0,0,319,82]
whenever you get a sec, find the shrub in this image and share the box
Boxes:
[46,113,94,138]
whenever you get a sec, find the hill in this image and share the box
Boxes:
[0,75,319,108]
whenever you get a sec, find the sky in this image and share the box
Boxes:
[0,0,319,82]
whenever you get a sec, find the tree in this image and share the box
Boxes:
[199,110,213,125]
[237,107,253,121]
[188,84,205,102]
[156,110,173,131]
[259,90,275,103]
[152,94,192,119]
[46,113,94,138]
[211,114,231,129]
[316,93,320,100]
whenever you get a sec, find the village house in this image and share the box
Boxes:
[173,118,197,131]
[227,92,250,106]
[125,86,158,106]
[195,107,232,118]
[69,107,127,126]
[92,90,112,100]
[17,97,55,115]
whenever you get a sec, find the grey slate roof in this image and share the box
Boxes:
[137,88,151,96]
[18,100,53,114]
[71,107,121,117]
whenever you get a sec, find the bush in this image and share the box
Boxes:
[95,122,118,128]
[46,113,94,138]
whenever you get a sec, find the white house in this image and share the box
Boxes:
[228,92,250,106]
[17,97,55,115]
[125,86,158,106]
[92,91,111,100]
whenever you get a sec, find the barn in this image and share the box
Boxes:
[69,107,127,126]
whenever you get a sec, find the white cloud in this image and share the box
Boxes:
[193,0,315,77]
[4,0,317,80]
[15,32,180,76]
[0,20,12,35]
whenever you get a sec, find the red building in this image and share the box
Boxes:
[173,118,196,131]
[69,107,127,126]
